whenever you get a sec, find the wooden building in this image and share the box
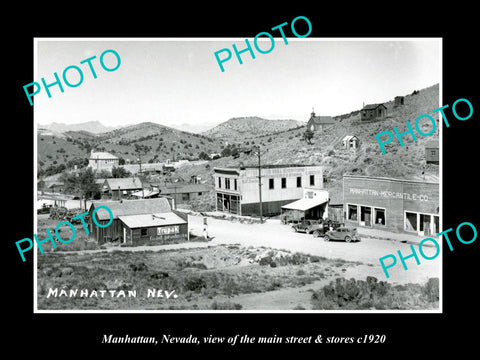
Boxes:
[342,135,360,150]
[306,111,335,132]
[394,96,405,106]
[281,188,330,221]
[87,197,187,245]
[214,164,324,217]
[119,212,188,245]
[343,175,439,236]
[134,182,211,205]
[361,103,387,121]
[425,140,439,165]
[101,177,143,200]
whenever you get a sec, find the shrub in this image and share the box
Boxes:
[210,301,242,310]
[423,277,439,302]
[183,276,207,292]
[311,276,439,310]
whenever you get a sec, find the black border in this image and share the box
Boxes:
[7,5,479,355]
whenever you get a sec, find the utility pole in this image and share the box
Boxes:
[137,157,144,198]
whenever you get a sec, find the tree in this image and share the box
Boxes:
[61,168,100,208]
[303,129,314,145]
[112,166,131,178]
[198,151,210,160]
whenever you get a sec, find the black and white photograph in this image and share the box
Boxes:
[33,38,442,312]
[7,6,479,356]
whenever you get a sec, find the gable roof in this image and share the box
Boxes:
[309,115,335,125]
[342,135,359,142]
[104,177,143,190]
[362,103,387,110]
[90,198,172,220]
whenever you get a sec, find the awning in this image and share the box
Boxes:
[281,197,328,212]
[118,212,187,229]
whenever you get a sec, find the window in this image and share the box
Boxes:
[360,206,372,226]
[141,228,148,236]
[234,179,237,191]
[348,204,358,221]
[296,176,302,188]
[281,177,286,189]
[405,212,417,232]
[198,192,203,196]
[309,175,315,186]
[182,193,190,201]
[218,177,221,188]
[269,178,274,189]
[374,208,385,226]
[225,178,230,190]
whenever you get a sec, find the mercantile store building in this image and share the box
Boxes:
[343,175,440,236]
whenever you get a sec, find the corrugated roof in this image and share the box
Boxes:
[118,212,187,228]
[91,198,172,220]
[104,177,143,190]
[281,197,329,211]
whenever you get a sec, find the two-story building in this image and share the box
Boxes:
[87,151,119,172]
[213,164,324,217]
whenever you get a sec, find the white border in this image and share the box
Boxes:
[33,37,443,314]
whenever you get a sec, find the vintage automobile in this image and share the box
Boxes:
[323,227,361,242]
[311,219,342,237]
[291,219,322,234]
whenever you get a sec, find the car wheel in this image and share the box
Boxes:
[345,236,352,243]
[313,230,320,238]
[324,235,330,242]
[292,227,298,232]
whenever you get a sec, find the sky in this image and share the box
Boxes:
[34,38,441,129]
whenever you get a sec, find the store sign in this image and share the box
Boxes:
[157,226,180,235]
[349,188,430,201]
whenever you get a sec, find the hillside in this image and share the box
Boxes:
[38,121,117,134]
[37,84,440,206]
[202,116,305,140]
[190,84,440,204]
[37,121,226,177]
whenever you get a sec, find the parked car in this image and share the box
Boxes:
[312,219,343,238]
[323,227,361,242]
[292,219,322,234]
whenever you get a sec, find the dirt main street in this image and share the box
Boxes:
[186,213,441,286]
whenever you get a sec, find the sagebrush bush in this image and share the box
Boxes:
[311,276,439,310]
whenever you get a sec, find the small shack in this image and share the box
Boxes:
[87,197,188,245]
[361,103,387,121]
[342,135,360,150]
[394,96,405,106]
[119,212,188,245]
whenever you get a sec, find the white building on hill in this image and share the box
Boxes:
[87,151,119,172]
